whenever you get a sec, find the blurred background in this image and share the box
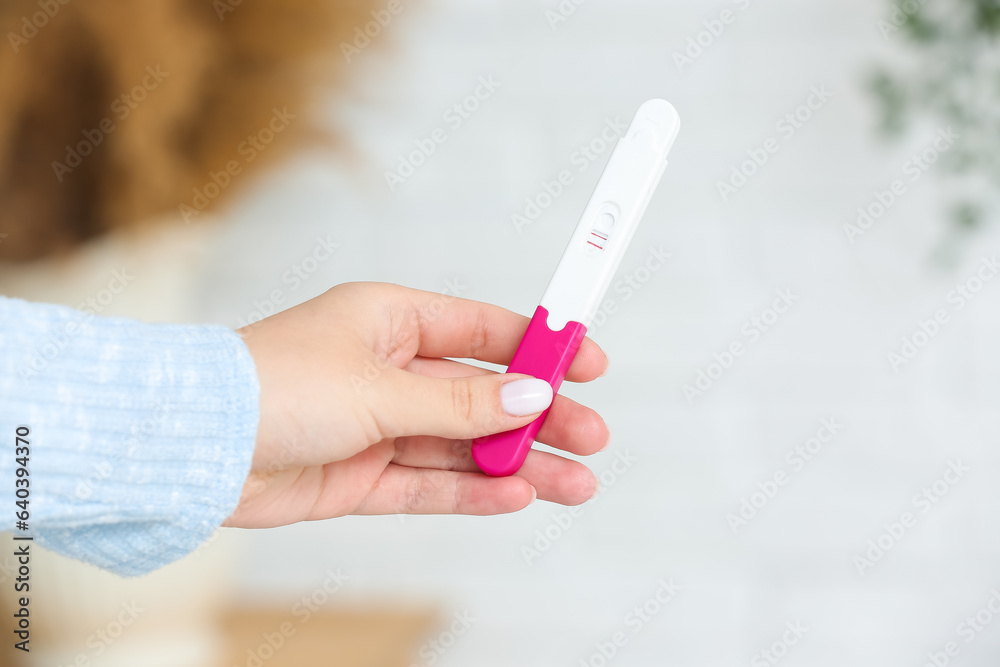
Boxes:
[2,0,1000,665]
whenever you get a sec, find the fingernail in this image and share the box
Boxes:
[501,378,553,417]
[599,429,612,452]
[599,355,610,378]
[529,486,537,504]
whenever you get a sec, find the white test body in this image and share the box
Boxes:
[539,99,681,331]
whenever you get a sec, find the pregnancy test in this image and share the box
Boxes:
[472,99,680,477]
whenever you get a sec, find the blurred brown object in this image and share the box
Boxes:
[0,0,378,262]
[221,607,439,667]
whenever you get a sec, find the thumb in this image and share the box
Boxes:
[374,370,553,440]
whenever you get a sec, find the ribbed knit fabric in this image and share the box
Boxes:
[0,296,259,577]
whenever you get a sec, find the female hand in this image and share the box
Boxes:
[224,282,610,528]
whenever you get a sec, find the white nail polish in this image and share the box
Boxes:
[501,378,553,417]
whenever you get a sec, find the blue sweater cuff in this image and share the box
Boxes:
[0,296,259,577]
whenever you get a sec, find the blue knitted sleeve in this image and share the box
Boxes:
[0,296,259,577]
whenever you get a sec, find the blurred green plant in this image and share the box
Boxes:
[870,0,1000,253]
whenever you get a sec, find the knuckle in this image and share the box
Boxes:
[448,439,475,471]
[401,470,449,513]
[469,309,490,359]
[450,377,477,425]
[402,472,426,513]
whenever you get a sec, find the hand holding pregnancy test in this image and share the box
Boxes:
[473,99,680,477]
[225,100,677,528]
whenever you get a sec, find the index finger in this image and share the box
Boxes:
[401,285,609,383]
